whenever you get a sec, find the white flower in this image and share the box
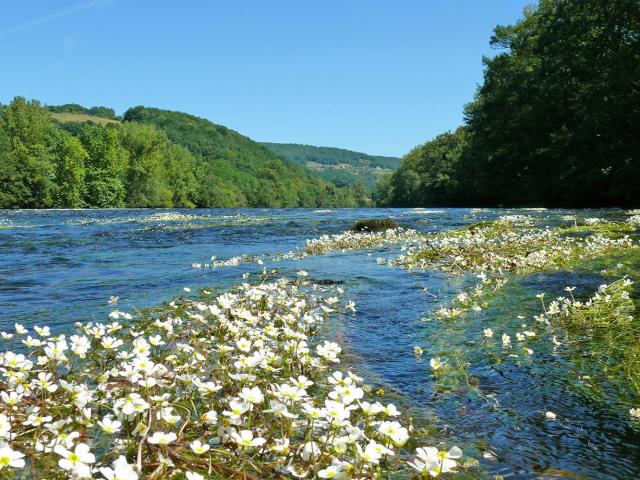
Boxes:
[231,430,266,448]
[408,446,462,477]
[378,421,409,445]
[299,441,320,461]
[357,441,385,464]
[240,386,264,404]
[190,440,210,455]
[98,417,122,434]
[147,432,177,445]
[223,400,250,420]
[629,408,640,419]
[359,401,383,416]
[1,391,22,410]
[14,323,27,335]
[33,372,58,393]
[236,338,251,352]
[186,472,204,480]
[202,410,218,425]
[149,335,165,346]
[318,462,350,479]
[0,446,25,470]
[24,412,52,427]
[99,455,138,480]
[55,443,95,478]
[34,325,50,337]
[0,414,11,438]
[545,411,557,420]
[114,393,149,416]
[429,357,443,370]
[483,328,493,338]
[324,400,350,423]
[382,403,400,417]
[291,375,314,389]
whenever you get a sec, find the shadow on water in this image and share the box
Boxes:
[1,208,639,479]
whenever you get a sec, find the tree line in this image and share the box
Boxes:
[376,0,640,207]
[0,99,370,209]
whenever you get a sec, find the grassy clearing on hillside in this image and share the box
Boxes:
[51,112,121,125]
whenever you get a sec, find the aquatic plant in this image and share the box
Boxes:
[304,228,421,256]
[0,277,466,479]
[542,278,640,401]
[483,278,640,417]
[431,274,507,320]
[390,220,635,274]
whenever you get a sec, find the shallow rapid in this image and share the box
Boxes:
[1,208,638,479]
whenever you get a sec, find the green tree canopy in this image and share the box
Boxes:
[379,0,640,208]
[50,130,88,208]
[0,97,56,208]
[80,124,128,208]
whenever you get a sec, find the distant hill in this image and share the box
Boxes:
[122,107,368,207]
[262,143,400,189]
[0,98,369,208]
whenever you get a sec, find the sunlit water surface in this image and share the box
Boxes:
[1,208,638,479]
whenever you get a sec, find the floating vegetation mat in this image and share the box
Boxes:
[3,212,640,479]
[0,276,475,479]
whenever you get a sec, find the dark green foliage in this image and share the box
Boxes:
[47,104,87,114]
[350,218,398,232]
[50,130,87,208]
[79,123,128,208]
[0,99,367,208]
[462,0,640,207]
[262,143,399,169]
[376,129,466,207]
[87,106,117,120]
[0,97,56,208]
[0,124,19,207]
[123,107,367,207]
[48,104,118,120]
[119,122,173,207]
[164,145,199,208]
[380,0,640,207]
[263,143,399,189]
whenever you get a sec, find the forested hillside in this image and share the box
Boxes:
[0,99,369,208]
[377,0,640,207]
[262,143,399,189]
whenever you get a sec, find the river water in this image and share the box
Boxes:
[1,208,638,479]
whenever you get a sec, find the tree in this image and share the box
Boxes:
[461,0,640,206]
[164,145,199,207]
[50,130,88,207]
[378,0,640,207]
[1,97,56,208]
[119,122,173,207]
[87,106,117,119]
[80,124,128,207]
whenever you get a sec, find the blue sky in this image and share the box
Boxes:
[0,1,531,156]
